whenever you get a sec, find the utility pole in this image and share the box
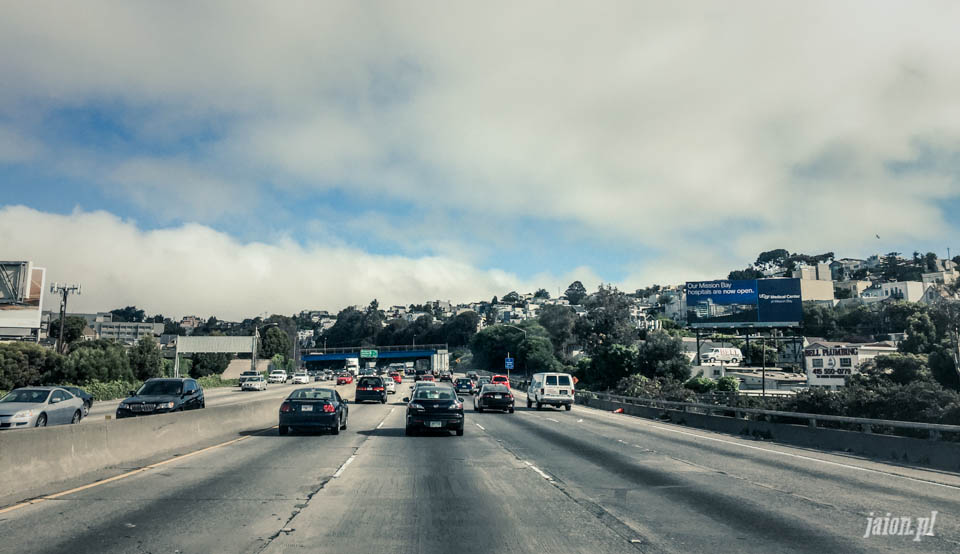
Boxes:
[761,335,766,399]
[50,282,81,354]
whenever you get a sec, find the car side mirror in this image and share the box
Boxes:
[402,397,409,402]
[128,390,137,397]
[50,397,61,404]
[458,397,464,403]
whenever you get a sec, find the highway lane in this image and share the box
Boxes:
[2,377,957,553]
[81,380,320,423]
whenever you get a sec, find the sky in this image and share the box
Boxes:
[1,2,959,320]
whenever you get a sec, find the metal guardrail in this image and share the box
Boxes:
[579,392,960,441]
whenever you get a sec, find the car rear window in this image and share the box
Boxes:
[558,375,571,386]
[414,389,455,400]
[358,377,381,386]
[291,390,333,400]
[546,375,558,386]
[484,385,509,393]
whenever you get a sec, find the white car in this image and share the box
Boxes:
[242,376,267,391]
[382,379,396,394]
[268,371,288,384]
[292,372,309,385]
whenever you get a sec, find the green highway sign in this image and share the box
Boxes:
[360,349,379,358]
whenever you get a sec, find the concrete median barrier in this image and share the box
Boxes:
[0,395,283,502]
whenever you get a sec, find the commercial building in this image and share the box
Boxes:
[97,321,165,344]
[804,341,896,389]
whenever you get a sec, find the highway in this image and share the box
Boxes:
[2,375,958,553]
[81,381,305,423]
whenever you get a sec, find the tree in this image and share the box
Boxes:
[518,335,560,374]
[534,288,551,299]
[261,327,292,359]
[59,340,134,383]
[684,377,717,394]
[925,252,939,272]
[441,311,480,347]
[501,291,521,305]
[728,267,764,280]
[801,303,839,339]
[574,285,636,355]
[109,306,145,323]
[564,281,588,305]
[584,344,638,389]
[899,313,937,355]
[192,353,232,378]
[755,249,790,269]
[0,343,63,390]
[128,336,163,381]
[163,321,187,336]
[716,375,740,392]
[48,316,89,345]
[866,353,931,385]
[636,331,691,381]
[929,344,960,391]
[538,304,576,357]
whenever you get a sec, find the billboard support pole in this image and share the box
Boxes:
[695,331,702,367]
[761,335,766,398]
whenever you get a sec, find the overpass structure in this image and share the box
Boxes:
[301,344,449,371]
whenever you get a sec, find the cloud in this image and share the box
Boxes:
[0,205,596,319]
[0,2,959,277]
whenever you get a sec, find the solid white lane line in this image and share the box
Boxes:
[579,409,960,491]
[545,418,560,423]
[376,421,385,429]
[475,423,486,431]
[523,460,554,482]
[333,455,356,479]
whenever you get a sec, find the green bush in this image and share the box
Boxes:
[684,377,717,394]
[716,376,740,392]
[59,379,143,401]
[196,375,239,389]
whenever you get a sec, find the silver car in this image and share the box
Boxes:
[0,387,86,429]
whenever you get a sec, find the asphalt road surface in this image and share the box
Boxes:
[81,380,313,423]
[2,376,958,554]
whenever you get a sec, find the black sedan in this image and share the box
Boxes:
[60,385,94,417]
[279,388,348,435]
[404,387,464,436]
[474,384,515,413]
[116,378,205,419]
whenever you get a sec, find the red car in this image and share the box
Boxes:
[337,374,354,385]
[389,372,402,384]
[421,374,435,382]
[491,374,510,389]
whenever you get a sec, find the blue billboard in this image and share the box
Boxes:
[685,278,802,328]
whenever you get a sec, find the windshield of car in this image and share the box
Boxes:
[137,381,182,396]
[413,389,455,401]
[1,389,51,403]
[290,389,333,401]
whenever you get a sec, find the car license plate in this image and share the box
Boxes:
[494,394,502,399]
[428,421,442,428]
[301,404,313,412]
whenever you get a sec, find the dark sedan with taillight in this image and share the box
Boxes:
[355,376,387,403]
[474,384,515,413]
[404,387,464,436]
[279,388,348,435]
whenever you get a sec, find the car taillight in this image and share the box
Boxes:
[506,394,513,400]
[280,402,292,413]
[374,387,384,391]
[541,388,545,395]
[323,404,336,413]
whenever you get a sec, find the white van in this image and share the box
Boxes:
[527,372,575,411]
[700,347,742,364]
